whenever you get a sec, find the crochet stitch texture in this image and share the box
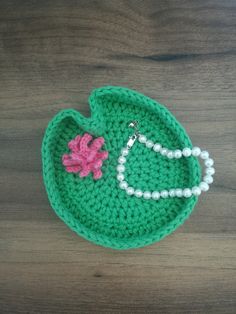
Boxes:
[42,86,201,250]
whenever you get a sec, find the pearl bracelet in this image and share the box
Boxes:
[117,121,215,200]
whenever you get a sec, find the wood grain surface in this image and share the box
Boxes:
[0,1,236,313]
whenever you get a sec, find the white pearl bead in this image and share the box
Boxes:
[160,190,169,198]
[174,149,182,159]
[169,189,176,197]
[118,156,126,164]
[139,135,147,144]
[126,187,134,195]
[205,158,214,167]
[134,190,143,198]
[205,167,215,176]
[192,147,201,157]
[200,150,209,160]
[160,148,168,156]
[153,143,161,152]
[182,147,192,157]
[117,173,124,181]
[117,164,125,172]
[192,186,201,196]
[152,191,160,200]
[143,191,151,199]
[175,188,183,197]
[167,151,174,159]
[119,181,128,190]
[121,148,129,156]
[199,181,209,192]
[183,188,192,198]
[146,140,154,148]
[203,175,213,184]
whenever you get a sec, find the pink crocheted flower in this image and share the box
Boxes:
[62,133,108,180]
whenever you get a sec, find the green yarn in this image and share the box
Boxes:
[42,86,201,250]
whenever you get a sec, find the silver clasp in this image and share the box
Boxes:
[127,133,138,149]
[127,120,139,149]
[129,120,139,133]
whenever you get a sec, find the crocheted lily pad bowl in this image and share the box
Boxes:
[42,86,201,250]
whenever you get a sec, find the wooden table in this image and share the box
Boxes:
[1,1,235,313]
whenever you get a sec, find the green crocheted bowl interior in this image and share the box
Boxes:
[42,86,201,250]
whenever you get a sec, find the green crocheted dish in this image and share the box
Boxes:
[42,86,201,250]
